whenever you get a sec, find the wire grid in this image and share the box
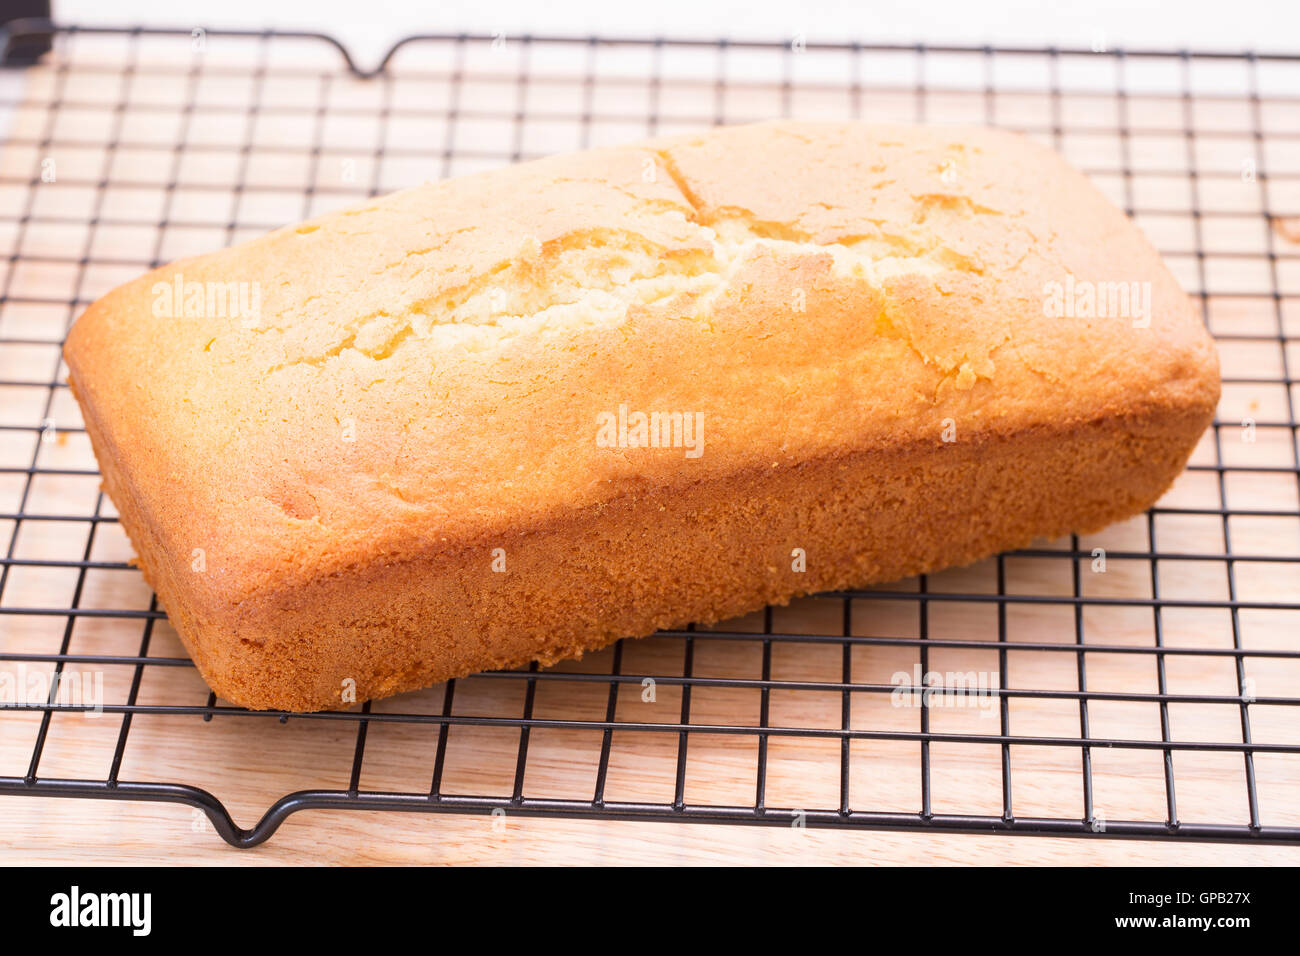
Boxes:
[1,26,1299,848]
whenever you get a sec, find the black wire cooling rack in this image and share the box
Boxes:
[1,21,1299,848]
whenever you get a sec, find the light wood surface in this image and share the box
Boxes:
[4,798,1300,865]
[1,31,1298,865]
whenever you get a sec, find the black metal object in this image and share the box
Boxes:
[0,23,1298,848]
[0,7,52,66]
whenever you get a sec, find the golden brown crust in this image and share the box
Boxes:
[63,121,1220,711]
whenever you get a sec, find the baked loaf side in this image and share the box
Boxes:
[64,121,1220,711]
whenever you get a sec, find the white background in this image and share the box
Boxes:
[49,0,1300,71]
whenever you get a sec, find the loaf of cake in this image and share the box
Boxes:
[63,121,1220,712]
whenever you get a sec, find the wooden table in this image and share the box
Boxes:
[3,802,1298,865]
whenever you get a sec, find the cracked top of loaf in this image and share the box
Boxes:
[64,121,1220,603]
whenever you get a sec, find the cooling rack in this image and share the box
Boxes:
[1,21,1298,848]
